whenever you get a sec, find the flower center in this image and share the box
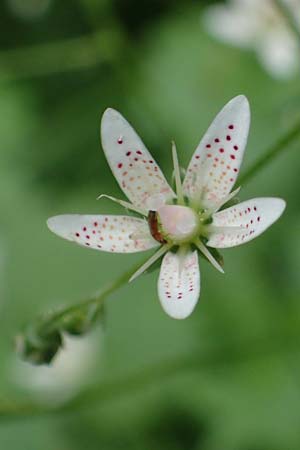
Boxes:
[148,205,201,244]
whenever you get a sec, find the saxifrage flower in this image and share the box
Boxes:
[47,96,286,319]
[203,0,300,80]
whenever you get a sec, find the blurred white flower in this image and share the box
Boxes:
[203,0,300,79]
[12,332,100,404]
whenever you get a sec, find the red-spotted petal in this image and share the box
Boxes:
[207,197,286,248]
[47,215,158,253]
[158,250,200,319]
[183,95,250,209]
[101,108,175,212]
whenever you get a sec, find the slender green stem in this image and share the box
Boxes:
[41,261,142,335]
[237,118,300,186]
[273,0,300,44]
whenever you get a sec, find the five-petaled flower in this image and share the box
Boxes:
[48,96,286,319]
[203,0,300,80]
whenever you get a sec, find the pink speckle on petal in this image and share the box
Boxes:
[83,227,87,231]
[234,145,238,150]
[117,138,123,144]
[219,148,224,153]
[214,138,220,143]
[118,163,123,168]
[75,232,80,237]
[126,151,131,156]
[206,144,211,148]
[226,135,231,141]
[136,150,142,155]
[228,124,234,130]
[230,154,236,160]
[257,216,261,222]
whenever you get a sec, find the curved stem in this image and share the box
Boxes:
[237,118,300,186]
[41,261,142,335]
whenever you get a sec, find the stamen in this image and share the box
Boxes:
[97,194,146,216]
[194,238,224,273]
[172,141,184,205]
[129,244,172,282]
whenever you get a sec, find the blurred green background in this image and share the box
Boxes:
[1,0,300,449]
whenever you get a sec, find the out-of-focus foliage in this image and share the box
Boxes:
[0,1,300,449]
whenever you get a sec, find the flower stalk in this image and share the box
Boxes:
[16,262,141,364]
[237,117,300,186]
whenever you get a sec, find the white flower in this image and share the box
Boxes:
[203,0,300,79]
[47,96,286,320]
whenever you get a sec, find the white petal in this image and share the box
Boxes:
[47,214,158,253]
[207,197,286,248]
[101,108,175,212]
[158,250,200,320]
[257,29,299,79]
[203,3,259,48]
[183,96,250,210]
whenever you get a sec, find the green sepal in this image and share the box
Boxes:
[171,166,186,194]
[220,196,240,210]
[61,302,104,336]
[15,325,63,365]
[192,241,224,267]
[208,247,224,267]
